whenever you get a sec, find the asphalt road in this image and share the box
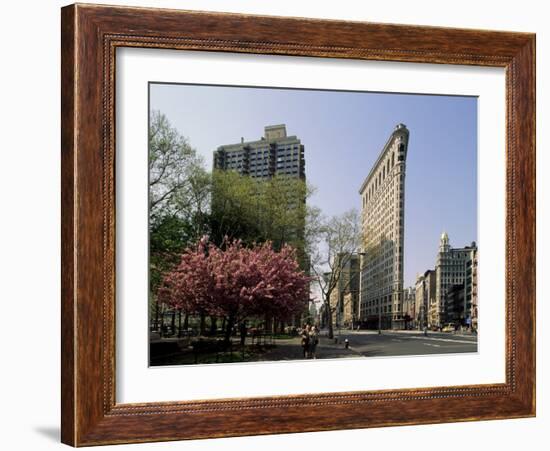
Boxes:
[332,330,478,358]
[255,329,478,362]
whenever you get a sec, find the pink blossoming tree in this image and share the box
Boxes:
[158,236,310,343]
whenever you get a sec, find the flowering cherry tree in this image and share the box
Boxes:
[158,236,310,342]
[157,236,211,315]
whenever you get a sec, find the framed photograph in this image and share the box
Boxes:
[61,3,536,446]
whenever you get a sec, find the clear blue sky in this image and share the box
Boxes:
[150,83,477,288]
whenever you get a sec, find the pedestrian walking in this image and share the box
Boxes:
[308,325,319,359]
[300,324,310,358]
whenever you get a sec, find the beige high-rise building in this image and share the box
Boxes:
[359,124,409,329]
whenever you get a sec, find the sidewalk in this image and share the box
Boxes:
[256,336,361,361]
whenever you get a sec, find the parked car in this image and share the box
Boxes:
[442,323,456,332]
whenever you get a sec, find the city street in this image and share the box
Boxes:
[253,329,478,362]
[150,329,478,365]
[328,329,478,358]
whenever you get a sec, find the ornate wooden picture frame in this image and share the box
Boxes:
[61,3,535,446]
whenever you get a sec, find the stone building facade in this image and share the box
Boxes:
[424,270,437,328]
[467,247,478,331]
[415,269,436,329]
[358,124,409,329]
[434,233,477,327]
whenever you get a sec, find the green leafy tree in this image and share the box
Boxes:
[209,170,262,246]
[210,171,311,259]
[307,209,361,339]
[149,111,204,216]
[256,175,309,254]
[148,111,210,328]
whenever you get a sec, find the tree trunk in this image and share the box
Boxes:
[177,310,182,338]
[170,311,176,336]
[221,317,226,334]
[154,302,160,331]
[183,313,189,331]
[264,314,272,333]
[209,316,217,335]
[325,294,334,339]
[199,312,206,336]
[224,316,235,344]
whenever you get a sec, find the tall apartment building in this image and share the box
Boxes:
[434,233,477,327]
[359,124,409,329]
[213,124,305,180]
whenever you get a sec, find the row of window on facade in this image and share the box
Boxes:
[362,144,405,207]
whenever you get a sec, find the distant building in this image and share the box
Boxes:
[434,233,477,327]
[359,124,409,329]
[414,274,425,328]
[468,248,479,331]
[318,303,328,329]
[415,269,436,329]
[342,292,356,328]
[424,270,437,328]
[402,287,416,329]
[329,253,360,328]
[213,124,305,179]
